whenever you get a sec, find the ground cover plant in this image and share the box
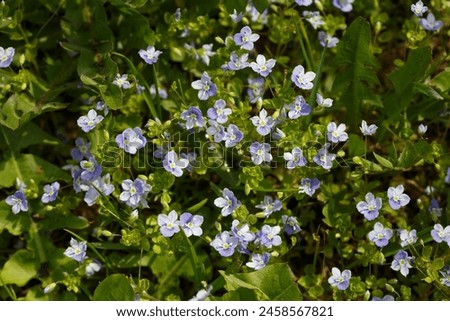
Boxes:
[0,0,450,301]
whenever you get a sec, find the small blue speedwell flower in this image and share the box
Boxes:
[398,229,418,247]
[391,250,414,277]
[316,93,333,108]
[163,151,189,177]
[113,73,131,89]
[6,190,28,214]
[327,122,348,143]
[420,13,443,31]
[295,0,313,6]
[318,32,339,48]
[282,215,302,235]
[431,224,450,246]
[303,11,325,29]
[291,65,316,90]
[64,238,87,263]
[41,182,60,203]
[180,106,206,129]
[246,253,270,270]
[368,222,393,248]
[180,212,204,237]
[138,46,162,64]
[214,188,240,216]
[115,127,147,154]
[411,1,428,17]
[233,26,260,51]
[0,46,15,68]
[255,195,282,217]
[299,178,320,196]
[247,77,264,103]
[158,210,180,237]
[284,147,307,169]
[191,72,217,100]
[77,109,104,133]
[224,52,249,71]
[250,54,276,77]
[333,0,354,12]
[356,192,382,221]
[249,142,273,165]
[119,178,151,208]
[251,109,275,136]
[285,95,311,119]
[207,99,232,124]
[387,184,410,210]
[210,231,239,257]
[223,124,244,147]
[328,267,351,290]
[360,120,378,136]
[256,225,282,249]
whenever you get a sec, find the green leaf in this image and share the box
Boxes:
[224,0,247,13]
[41,213,89,231]
[0,122,60,152]
[93,274,135,301]
[332,17,379,127]
[179,229,205,285]
[252,0,269,13]
[430,70,450,93]
[373,152,394,169]
[220,263,302,300]
[0,249,40,286]
[0,200,31,235]
[186,198,208,213]
[348,134,365,157]
[0,153,71,188]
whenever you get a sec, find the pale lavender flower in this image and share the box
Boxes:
[250,54,276,77]
[387,185,410,210]
[79,157,102,182]
[0,46,14,68]
[113,73,131,89]
[360,120,378,136]
[418,124,428,135]
[119,178,151,208]
[446,167,450,184]
[429,199,442,217]
[207,99,232,124]
[180,212,204,237]
[230,9,244,23]
[223,124,244,147]
[313,146,336,170]
[282,215,302,235]
[295,0,313,6]
[318,31,339,48]
[247,77,265,103]
[5,190,28,214]
[284,147,307,169]
[150,85,168,99]
[233,26,260,50]
[77,109,104,133]
[372,295,395,301]
[250,142,273,165]
[71,137,92,161]
[64,238,87,263]
[158,210,180,237]
[115,127,147,154]
[199,44,215,66]
[316,93,333,108]
[251,108,275,136]
[138,46,162,64]
[231,219,256,253]
[285,95,311,119]
[431,224,450,245]
[85,259,102,277]
[206,120,226,142]
[225,52,249,71]
[163,151,189,177]
[356,192,382,221]
[411,0,428,16]
[246,253,270,270]
[83,174,114,206]
[214,188,240,216]
[191,72,217,100]
[420,13,443,31]
[299,178,321,196]
[210,231,239,257]
[328,267,351,290]
[256,225,282,249]
[302,11,325,29]
[368,222,393,248]
[327,122,348,143]
[95,101,109,115]
[41,182,60,203]
[189,285,213,301]
[398,229,418,247]
[333,0,354,12]
[390,250,414,277]
[180,151,197,172]
[180,106,206,129]
[291,65,316,90]
[255,195,282,217]
[440,266,450,287]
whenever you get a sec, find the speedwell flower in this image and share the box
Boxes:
[387,184,410,210]
[328,267,351,290]
[246,253,270,270]
[284,147,307,169]
[158,210,180,237]
[249,142,272,165]
[191,72,217,100]
[163,151,189,177]
[291,65,316,90]
[250,54,276,77]
[390,250,414,277]
[6,190,28,214]
[138,46,162,64]
[327,122,348,143]
[77,109,104,133]
[285,95,311,119]
[64,238,87,263]
[251,108,275,136]
[115,127,147,154]
[41,182,60,203]
[368,222,393,248]
[119,178,151,208]
[214,188,240,217]
[233,26,260,50]
[0,46,15,68]
[356,192,382,221]
[298,178,320,196]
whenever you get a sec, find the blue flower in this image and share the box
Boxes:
[251,109,275,136]
[246,253,270,270]
[316,93,333,108]
[318,31,339,48]
[138,46,162,64]
[180,151,197,172]
[210,231,239,257]
[247,77,265,103]
[189,285,213,301]
[411,1,428,17]
[149,84,168,99]
[390,250,414,277]
[418,124,427,135]
[250,54,276,77]
[285,95,311,119]
[387,184,410,210]
[223,124,244,147]
[282,215,302,235]
[85,259,102,277]
[214,188,240,217]
[79,157,102,182]
[163,151,189,177]
[313,146,336,170]
[446,167,450,184]
[328,267,351,290]
[249,142,272,165]
[113,73,131,89]
[255,195,282,217]
[360,120,378,136]
[119,178,151,208]
[83,174,115,206]
[368,222,393,248]
[230,9,244,23]
[371,295,395,301]
[180,106,206,129]
[398,229,418,247]
[41,182,60,203]
[158,210,181,237]
[77,109,104,133]
[420,13,443,31]
[64,238,87,263]
[298,178,320,196]
[356,192,382,221]
[233,26,260,50]
[256,225,282,249]
[224,52,249,71]
[291,65,316,90]
[440,265,450,287]
[327,122,348,143]
[231,219,255,253]
[332,0,354,12]
[302,11,325,29]
[191,72,217,100]
[5,190,28,214]
[431,224,450,245]
[207,99,232,124]
[284,147,307,169]
[95,101,109,115]
[429,199,442,217]
[115,127,147,154]
[0,46,14,68]
[180,212,204,237]
[206,120,226,142]
[295,0,313,6]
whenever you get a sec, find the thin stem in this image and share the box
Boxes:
[308,46,327,108]
[293,18,313,72]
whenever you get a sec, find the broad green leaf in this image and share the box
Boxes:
[41,213,89,231]
[430,69,450,93]
[348,134,365,157]
[93,274,135,301]
[0,122,60,152]
[373,152,394,169]
[332,17,379,127]
[224,0,247,13]
[179,229,205,285]
[252,0,269,13]
[0,249,40,286]
[220,263,302,300]
[0,153,71,188]
[0,200,31,235]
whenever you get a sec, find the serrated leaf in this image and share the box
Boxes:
[93,274,135,301]
[373,152,394,169]
[0,249,40,286]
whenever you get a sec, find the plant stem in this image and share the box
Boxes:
[308,46,327,108]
